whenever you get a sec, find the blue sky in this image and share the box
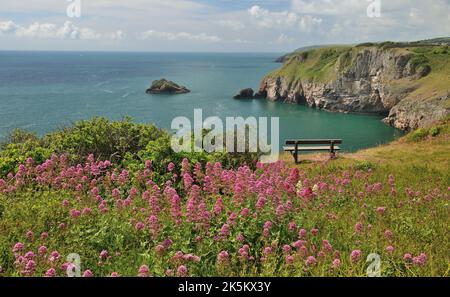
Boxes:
[0,0,449,52]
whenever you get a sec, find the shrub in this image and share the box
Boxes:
[408,128,429,142]
[42,117,167,163]
[355,160,376,171]
[429,127,440,137]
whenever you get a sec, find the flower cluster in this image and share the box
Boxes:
[0,155,447,277]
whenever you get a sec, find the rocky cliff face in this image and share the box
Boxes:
[259,45,449,130]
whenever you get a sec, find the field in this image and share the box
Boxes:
[0,118,448,277]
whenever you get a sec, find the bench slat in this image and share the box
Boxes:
[285,139,342,145]
[283,146,341,151]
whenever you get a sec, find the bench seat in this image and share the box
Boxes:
[283,146,341,152]
[283,139,343,164]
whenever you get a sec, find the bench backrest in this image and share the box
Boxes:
[285,139,342,145]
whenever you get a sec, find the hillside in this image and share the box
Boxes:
[0,118,448,277]
[261,41,450,130]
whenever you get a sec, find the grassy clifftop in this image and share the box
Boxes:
[269,42,450,85]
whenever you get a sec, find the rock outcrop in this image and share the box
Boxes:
[146,79,190,94]
[258,44,450,130]
[234,88,255,99]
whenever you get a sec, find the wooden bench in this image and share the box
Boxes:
[284,139,342,164]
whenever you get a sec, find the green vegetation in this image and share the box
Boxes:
[267,41,450,121]
[268,46,352,83]
[0,117,448,277]
[0,118,258,177]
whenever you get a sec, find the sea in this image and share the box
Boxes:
[0,51,403,151]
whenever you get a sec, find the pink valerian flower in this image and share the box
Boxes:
[111,272,120,277]
[40,232,49,240]
[220,223,230,237]
[384,229,394,240]
[292,240,307,250]
[298,246,309,259]
[162,239,173,249]
[177,265,187,277]
[138,265,150,277]
[135,221,145,231]
[388,174,395,186]
[173,251,184,261]
[26,230,34,240]
[263,246,273,256]
[282,244,292,254]
[403,253,413,262]
[288,222,297,232]
[83,270,93,277]
[167,162,175,172]
[305,256,317,266]
[263,221,272,237]
[24,251,35,260]
[286,255,294,265]
[298,229,307,239]
[240,208,249,217]
[38,246,48,256]
[170,194,182,223]
[355,222,363,234]
[351,250,362,263]
[213,198,223,215]
[236,233,245,242]
[255,195,266,209]
[13,242,24,253]
[317,251,326,259]
[311,228,319,236]
[45,268,57,277]
[82,207,92,215]
[376,207,387,214]
[386,246,394,254]
[99,250,108,259]
[217,251,230,265]
[70,209,81,218]
[148,215,159,237]
[238,245,251,262]
[412,253,427,266]
[22,260,36,276]
[155,245,165,256]
[332,258,341,269]
[322,240,333,253]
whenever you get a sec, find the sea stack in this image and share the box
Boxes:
[233,88,255,99]
[146,79,190,94]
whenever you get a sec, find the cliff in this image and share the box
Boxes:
[260,42,450,130]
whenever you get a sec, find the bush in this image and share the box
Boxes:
[408,128,429,142]
[355,160,376,171]
[0,130,53,176]
[429,126,440,137]
[42,117,167,163]
[0,117,259,177]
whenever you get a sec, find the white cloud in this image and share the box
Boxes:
[0,20,123,41]
[291,0,450,43]
[0,20,18,34]
[216,20,245,31]
[276,33,295,44]
[248,5,300,29]
[140,30,221,42]
[246,5,323,33]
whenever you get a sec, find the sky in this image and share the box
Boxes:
[0,0,449,52]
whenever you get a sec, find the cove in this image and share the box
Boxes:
[0,51,404,151]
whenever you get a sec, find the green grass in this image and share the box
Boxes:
[0,119,449,277]
[268,44,450,89]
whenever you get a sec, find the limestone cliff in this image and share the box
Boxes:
[259,43,450,130]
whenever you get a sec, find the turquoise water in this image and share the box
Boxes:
[0,51,403,151]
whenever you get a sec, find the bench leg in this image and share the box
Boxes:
[330,150,336,160]
[294,151,299,164]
